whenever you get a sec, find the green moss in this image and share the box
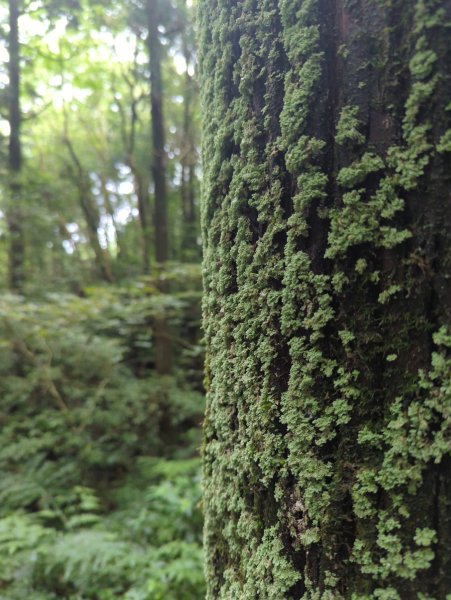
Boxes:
[336,105,365,146]
[337,153,385,189]
[437,130,451,153]
[200,0,451,597]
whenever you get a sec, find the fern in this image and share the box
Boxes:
[0,286,205,599]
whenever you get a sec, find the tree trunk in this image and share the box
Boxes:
[78,182,113,284]
[199,0,451,598]
[180,6,198,260]
[63,136,113,283]
[147,0,169,264]
[8,0,25,292]
[130,162,152,273]
[99,173,126,262]
[147,0,172,374]
[153,308,172,375]
[113,69,152,272]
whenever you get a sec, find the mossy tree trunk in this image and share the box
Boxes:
[199,0,451,598]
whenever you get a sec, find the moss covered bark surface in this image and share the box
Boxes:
[199,0,451,597]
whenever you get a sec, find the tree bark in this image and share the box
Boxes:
[7,0,25,292]
[114,70,152,272]
[180,5,198,260]
[200,0,451,598]
[146,0,172,374]
[131,162,152,273]
[147,0,169,264]
[63,135,113,283]
[153,308,172,375]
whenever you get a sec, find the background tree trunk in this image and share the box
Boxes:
[147,0,172,374]
[131,162,152,273]
[114,70,152,273]
[180,5,198,260]
[64,135,113,283]
[8,0,25,292]
[147,0,169,264]
[199,0,451,598]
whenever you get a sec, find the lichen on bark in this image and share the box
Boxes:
[199,0,451,597]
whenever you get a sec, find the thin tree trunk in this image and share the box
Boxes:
[153,309,172,375]
[114,69,152,273]
[99,173,126,261]
[7,0,24,292]
[130,161,152,273]
[78,183,113,284]
[147,0,171,374]
[63,135,113,283]
[180,12,198,260]
[200,0,451,598]
[147,0,169,264]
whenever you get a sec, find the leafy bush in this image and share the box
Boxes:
[0,281,205,599]
[0,460,204,599]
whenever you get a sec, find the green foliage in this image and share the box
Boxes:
[0,0,201,290]
[1,0,204,595]
[0,283,205,599]
[0,460,204,599]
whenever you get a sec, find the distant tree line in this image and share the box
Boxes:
[1,0,200,293]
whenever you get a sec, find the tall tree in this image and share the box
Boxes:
[145,0,172,374]
[200,0,451,598]
[113,62,151,272]
[147,0,169,264]
[7,0,25,291]
[63,130,113,283]
[180,0,198,260]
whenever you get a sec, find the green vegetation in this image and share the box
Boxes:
[0,278,205,599]
[0,0,205,598]
[1,0,451,598]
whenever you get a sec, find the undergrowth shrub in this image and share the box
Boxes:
[0,275,205,599]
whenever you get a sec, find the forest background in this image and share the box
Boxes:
[0,0,206,598]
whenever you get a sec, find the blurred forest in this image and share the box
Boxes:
[0,0,205,598]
